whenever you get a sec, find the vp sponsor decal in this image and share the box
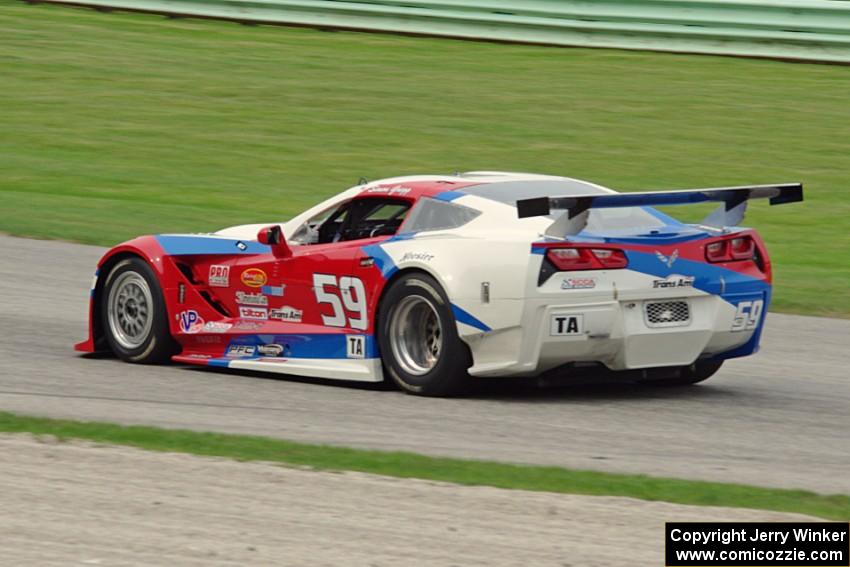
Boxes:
[238,306,268,320]
[653,275,695,289]
[236,291,268,306]
[550,314,583,336]
[177,310,204,333]
[208,265,230,287]
[241,268,268,288]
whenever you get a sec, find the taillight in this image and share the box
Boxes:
[705,235,755,263]
[730,237,755,260]
[546,247,628,271]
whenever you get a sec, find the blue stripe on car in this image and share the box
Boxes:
[155,235,269,255]
[208,333,380,363]
[451,304,492,332]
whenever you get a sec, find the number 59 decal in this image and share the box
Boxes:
[313,274,368,330]
[732,299,764,332]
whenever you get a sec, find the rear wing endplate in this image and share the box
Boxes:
[516,183,803,237]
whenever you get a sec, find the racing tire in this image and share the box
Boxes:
[378,272,473,397]
[645,360,724,386]
[100,257,176,364]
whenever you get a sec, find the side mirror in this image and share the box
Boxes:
[257,225,292,259]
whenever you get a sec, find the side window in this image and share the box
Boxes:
[401,197,480,233]
[335,199,411,242]
[290,200,350,245]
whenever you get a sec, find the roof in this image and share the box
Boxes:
[355,172,615,204]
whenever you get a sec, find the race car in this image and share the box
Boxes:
[75,172,803,396]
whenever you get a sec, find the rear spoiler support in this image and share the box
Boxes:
[516,183,803,237]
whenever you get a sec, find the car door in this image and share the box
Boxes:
[270,196,412,336]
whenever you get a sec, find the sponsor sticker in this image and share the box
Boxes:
[178,310,204,333]
[241,268,268,288]
[400,252,435,262]
[346,335,366,359]
[652,275,695,289]
[226,344,256,357]
[550,314,583,336]
[261,285,285,297]
[235,291,268,306]
[193,335,222,344]
[236,241,248,251]
[202,321,233,333]
[366,185,411,195]
[239,306,268,320]
[257,344,284,357]
[561,277,596,290]
[209,265,230,287]
[233,321,263,331]
[270,306,303,323]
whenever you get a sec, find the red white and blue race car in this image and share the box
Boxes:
[75,172,803,396]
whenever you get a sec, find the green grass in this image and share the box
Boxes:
[1,411,847,520]
[1,1,849,316]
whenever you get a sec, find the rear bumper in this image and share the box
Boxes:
[465,290,767,377]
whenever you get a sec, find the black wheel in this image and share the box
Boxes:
[643,360,724,386]
[378,272,472,396]
[100,257,176,363]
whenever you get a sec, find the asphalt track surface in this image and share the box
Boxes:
[0,235,847,494]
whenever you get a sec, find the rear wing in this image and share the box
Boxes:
[516,183,803,237]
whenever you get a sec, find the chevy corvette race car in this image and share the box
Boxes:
[75,172,803,396]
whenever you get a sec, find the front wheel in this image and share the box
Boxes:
[378,273,472,396]
[100,257,176,363]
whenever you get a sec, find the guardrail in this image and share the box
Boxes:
[37,0,850,62]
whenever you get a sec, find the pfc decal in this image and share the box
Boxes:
[257,344,285,357]
[400,252,435,262]
[236,291,268,306]
[241,268,268,288]
[208,265,230,287]
[346,335,366,359]
[202,321,233,333]
[239,306,268,320]
[261,285,285,297]
[226,344,256,357]
[561,277,596,290]
[550,314,583,336]
[652,275,695,289]
[177,310,204,333]
[270,306,303,323]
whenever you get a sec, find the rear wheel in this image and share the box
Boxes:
[100,257,176,363]
[643,360,724,386]
[378,273,472,396]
